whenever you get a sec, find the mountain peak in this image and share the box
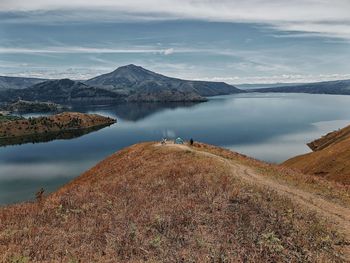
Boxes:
[112,64,151,75]
[87,64,162,85]
[124,64,142,69]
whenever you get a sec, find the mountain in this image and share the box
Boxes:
[0,76,47,90]
[0,65,243,103]
[283,124,350,184]
[1,142,349,261]
[251,79,350,95]
[0,79,125,104]
[86,64,243,97]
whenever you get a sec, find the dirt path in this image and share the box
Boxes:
[159,143,350,258]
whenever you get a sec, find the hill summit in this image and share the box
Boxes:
[87,64,169,87]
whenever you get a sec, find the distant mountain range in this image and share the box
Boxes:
[0,79,124,105]
[2,66,350,104]
[0,76,47,90]
[251,79,350,95]
[0,65,242,104]
[236,83,305,90]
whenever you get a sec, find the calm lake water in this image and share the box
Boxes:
[1,92,350,205]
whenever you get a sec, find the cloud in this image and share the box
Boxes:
[162,48,174,55]
[0,46,179,55]
[272,22,350,40]
[1,1,350,39]
[0,67,112,80]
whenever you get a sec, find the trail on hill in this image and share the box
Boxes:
[161,143,350,257]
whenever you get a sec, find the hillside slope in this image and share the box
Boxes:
[284,124,350,185]
[1,142,349,262]
[307,124,350,151]
[252,79,350,95]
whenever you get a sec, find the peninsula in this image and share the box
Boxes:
[0,112,116,146]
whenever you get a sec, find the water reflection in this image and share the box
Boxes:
[72,101,200,121]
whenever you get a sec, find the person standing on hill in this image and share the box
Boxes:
[190,138,194,146]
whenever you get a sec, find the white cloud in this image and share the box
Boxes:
[1,0,350,39]
[0,46,179,55]
[162,48,174,55]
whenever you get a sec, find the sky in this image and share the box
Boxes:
[0,0,350,84]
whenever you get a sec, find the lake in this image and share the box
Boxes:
[1,92,350,205]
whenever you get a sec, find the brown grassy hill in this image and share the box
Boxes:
[284,124,350,185]
[1,142,349,262]
[0,112,115,139]
[307,124,350,151]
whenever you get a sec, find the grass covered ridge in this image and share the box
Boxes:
[0,142,348,262]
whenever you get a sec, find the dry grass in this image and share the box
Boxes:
[282,123,350,185]
[307,124,350,151]
[283,136,350,185]
[193,142,350,208]
[0,112,115,139]
[0,142,347,262]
